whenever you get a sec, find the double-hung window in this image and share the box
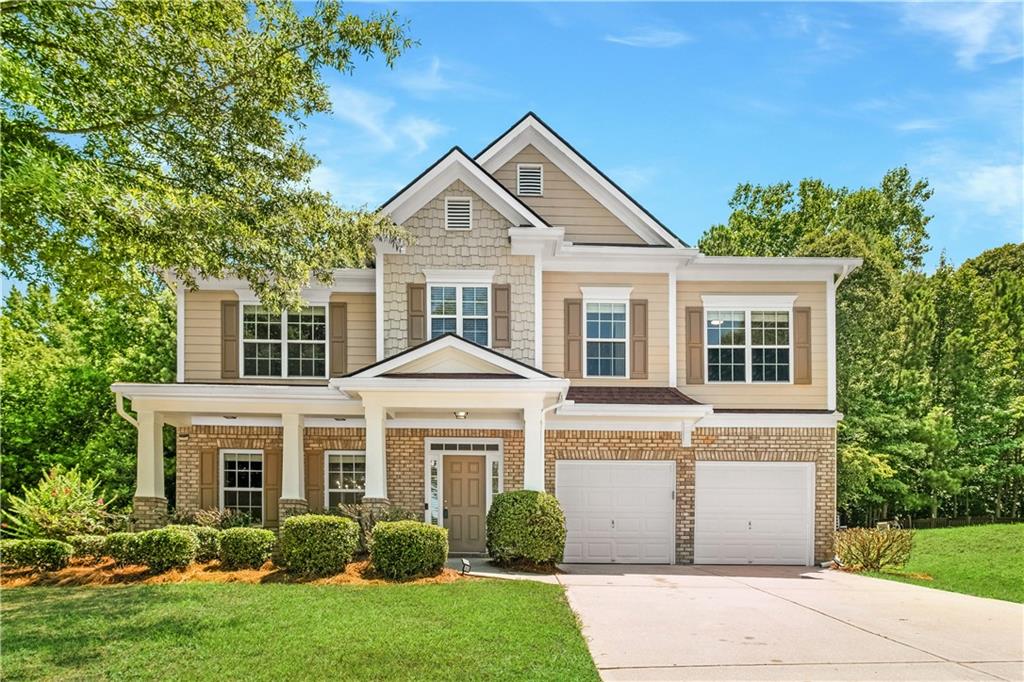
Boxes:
[325,452,366,509]
[242,305,326,378]
[705,300,793,383]
[221,451,263,524]
[585,302,627,377]
[429,285,489,346]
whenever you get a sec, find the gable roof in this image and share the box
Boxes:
[475,112,689,248]
[379,146,550,228]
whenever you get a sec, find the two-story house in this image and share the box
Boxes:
[113,113,860,566]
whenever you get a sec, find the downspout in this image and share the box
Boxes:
[115,393,138,429]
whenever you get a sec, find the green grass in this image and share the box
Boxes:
[0,580,599,681]
[870,524,1024,603]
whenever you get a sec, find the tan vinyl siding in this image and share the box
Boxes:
[677,281,828,409]
[493,145,646,245]
[543,271,669,385]
[329,292,375,373]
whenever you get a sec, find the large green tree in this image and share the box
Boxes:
[1,0,411,309]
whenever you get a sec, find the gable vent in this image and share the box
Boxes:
[445,197,472,230]
[517,164,543,197]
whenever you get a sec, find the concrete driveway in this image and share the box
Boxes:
[559,565,1024,681]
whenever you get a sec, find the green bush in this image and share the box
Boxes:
[370,521,448,580]
[104,532,144,566]
[1,466,117,540]
[0,538,74,571]
[167,524,222,562]
[335,501,417,554]
[219,527,276,569]
[180,508,254,529]
[68,534,107,560]
[137,527,199,572]
[835,527,913,571]
[486,490,566,567]
[278,515,359,576]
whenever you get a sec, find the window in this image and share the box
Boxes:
[706,311,746,382]
[222,451,263,524]
[706,309,791,383]
[242,304,326,378]
[429,285,489,345]
[517,164,543,196]
[751,311,790,382]
[445,197,472,230]
[325,452,365,509]
[585,302,627,377]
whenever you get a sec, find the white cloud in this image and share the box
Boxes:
[902,2,1023,69]
[895,118,944,132]
[328,85,447,154]
[608,165,657,189]
[948,163,1023,216]
[396,57,455,96]
[605,28,690,48]
[308,163,404,208]
[397,117,447,154]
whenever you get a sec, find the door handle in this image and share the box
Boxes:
[443,508,449,519]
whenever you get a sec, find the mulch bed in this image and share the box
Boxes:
[0,559,468,588]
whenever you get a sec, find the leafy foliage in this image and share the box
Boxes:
[67,534,107,561]
[278,514,359,576]
[486,491,566,567]
[172,508,254,530]
[1,466,120,539]
[370,520,448,580]
[335,501,417,554]
[0,538,73,571]
[218,527,276,569]
[137,527,199,572]
[834,528,913,571]
[104,532,144,566]
[166,525,222,563]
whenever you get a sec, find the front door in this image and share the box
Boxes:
[443,455,486,553]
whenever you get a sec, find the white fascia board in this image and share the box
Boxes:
[696,411,842,428]
[342,335,553,380]
[556,402,713,419]
[423,269,495,285]
[545,417,687,432]
[112,382,342,400]
[580,286,633,301]
[184,269,375,294]
[681,256,863,281]
[332,378,570,394]
[701,294,797,309]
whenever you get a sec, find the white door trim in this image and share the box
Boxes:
[422,438,504,527]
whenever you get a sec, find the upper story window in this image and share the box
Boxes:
[585,302,627,377]
[706,309,791,383]
[444,197,472,230]
[242,305,326,378]
[430,285,489,346]
[517,163,543,196]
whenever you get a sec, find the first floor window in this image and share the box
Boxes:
[242,304,326,378]
[326,452,366,509]
[429,285,489,346]
[222,451,263,524]
[585,302,627,376]
[706,309,791,383]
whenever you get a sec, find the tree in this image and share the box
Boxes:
[1,0,412,309]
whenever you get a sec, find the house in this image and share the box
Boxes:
[112,113,861,566]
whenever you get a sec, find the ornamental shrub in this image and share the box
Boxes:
[334,501,417,554]
[167,525,222,562]
[68,534,107,560]
[1,466,116,540]
[183,508,254,529]
[137,527,199,572]
[104,532,144,566]
[486,490,566,567]
[0,538,74,571]
[834,527,913,571]
[219,527,276,569]
[278,515,359,576]
[370,521,448,580]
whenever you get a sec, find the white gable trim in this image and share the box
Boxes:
[381,148,548,228]
[476,114,682,248]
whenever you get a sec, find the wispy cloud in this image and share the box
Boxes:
[605,27,690,49]
[902,2,1023,69]
[328,85,447,154]
[394,56,500,100]
[397,117,447,154]
[308,163,404,209]
[608,165,658,189]
[948,162,1023,216]
[895,118,944,132]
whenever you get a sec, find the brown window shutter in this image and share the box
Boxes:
[199,446,218,510]
[329,302,348,377]
[685,306,704,384]
[221,300,239,379]
[630,299,648,379]
[794,306,812,384]
[305,450,323,512]
[492,284,511,348]
[564,299,583,378]
[264,450,280,528]
[407,283,426,346]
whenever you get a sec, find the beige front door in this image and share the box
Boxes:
[444,455,486,553]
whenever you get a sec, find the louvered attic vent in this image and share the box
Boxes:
[517,164,543,196]
[445,197,472,230]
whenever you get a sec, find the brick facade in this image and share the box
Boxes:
[132,496,168,530]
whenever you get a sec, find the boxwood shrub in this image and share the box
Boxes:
[137,527,199,572]
[0,538,74,571]
[167,524,222,563]
[486,490,566,567]
[370,520,448,580]
[104,532,145,566]
[219,527,276,569]
[278,515,359,576]
[68,534,107,561]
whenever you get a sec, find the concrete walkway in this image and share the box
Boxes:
[557,564,1024,681]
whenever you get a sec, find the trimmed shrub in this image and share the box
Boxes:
[137,527,199,572]
[167,525,222,562]
[0,538,74,571]
[219,527,276,569]
[104,532,144,566]
[278,515,359,576]
[835,527,913,571]
[486,490,566,567]
[370,521,448,580]
[68,534,107,560]
[335,501,417,554]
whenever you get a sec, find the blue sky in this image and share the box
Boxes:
[306,1,1023,268]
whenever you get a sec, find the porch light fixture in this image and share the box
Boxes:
[453,410,468,420]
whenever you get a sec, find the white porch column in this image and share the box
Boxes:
[134,409,165,499]
[364,401,388,499]
[280,413,305,500]
[523,402,546,492]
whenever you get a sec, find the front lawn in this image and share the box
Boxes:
[870,524,1024,603]
[1,580,599,681]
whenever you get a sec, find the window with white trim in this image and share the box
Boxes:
[222,451,263,524]
[517,163,543,196]
[751,311,790,382]
[429,285,489,345]
[706,309,791,383]
[325,452,366,509]
[585,302,627,377]
[444,197,472,230]
[706,311,746,382]
[242,305,326,378]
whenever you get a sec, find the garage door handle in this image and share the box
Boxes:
[611,519,615,528]
[748,521,752,530]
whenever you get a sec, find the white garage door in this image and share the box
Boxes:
[694,462,815,566]
[556,461,675,564]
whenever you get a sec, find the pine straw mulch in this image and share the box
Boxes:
[0,558,468,588]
